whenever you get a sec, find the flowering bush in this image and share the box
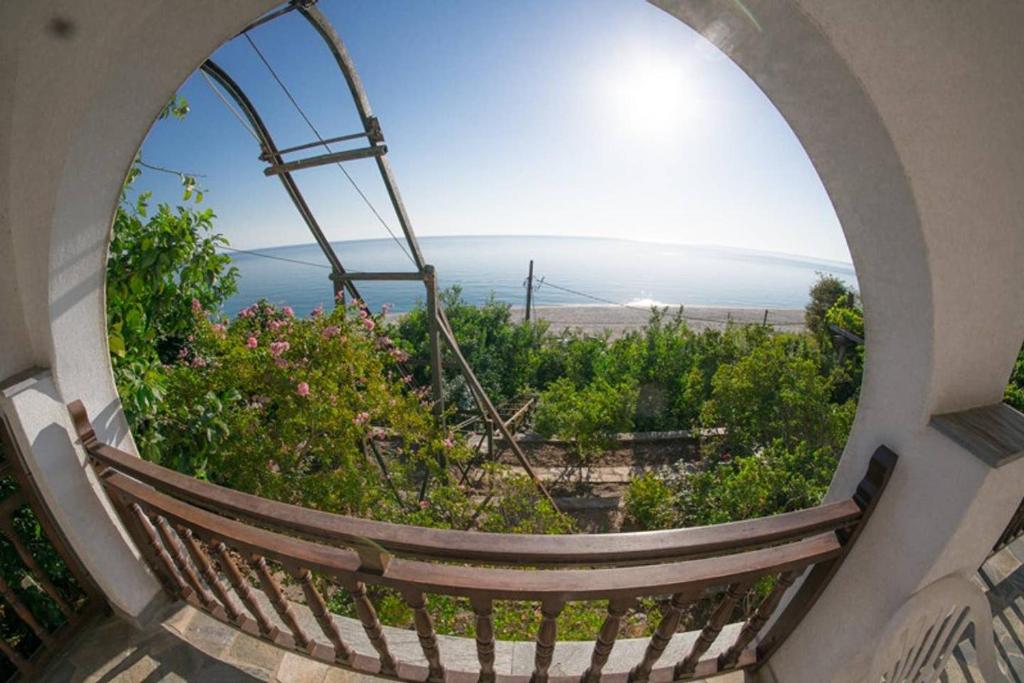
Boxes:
[147,298,564,529]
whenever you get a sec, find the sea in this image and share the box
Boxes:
[223,235,857,317]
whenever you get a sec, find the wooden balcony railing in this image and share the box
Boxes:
[0,411,104,681]
[69,401,896,682]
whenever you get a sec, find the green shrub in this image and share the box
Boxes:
[390,288,550,408]
[107,178,237,460]
[533,377,637,457]
[699,335,840,456]
[680,441,839,526]
[805,273,854,339]
[623,472,678,530]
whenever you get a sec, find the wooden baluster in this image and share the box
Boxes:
[404,589,445,682]
[347,580,397,675]
[213,542,278,639]
[629,593,688,683]
[718,571,800,669]
[531,599,563,683]
[130,504,191,600]
[154,516,218,612]
[0,572,52,646]
[0,633,31,676]
[471,596,496,683]
[178,526,244,623]
[253,555,312,650]
[293,568,352,664]
[582,598,632,683]
[675,582,749,679]
[0,515,75,619]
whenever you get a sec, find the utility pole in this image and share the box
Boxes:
[525,259,534,322]
[424,265,444,422]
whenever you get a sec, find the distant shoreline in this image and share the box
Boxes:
[387,304,806,337]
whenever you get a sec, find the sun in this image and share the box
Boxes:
[603,48,699,141]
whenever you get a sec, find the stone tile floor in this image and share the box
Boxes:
[941,534,1024,682]
[39,535,1024,682]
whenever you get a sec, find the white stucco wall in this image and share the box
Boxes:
[0,0,1022,678]
[0,0,278,621]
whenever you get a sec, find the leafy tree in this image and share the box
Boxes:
[805,273,854,339]
[699,334,846,455]
[825,300,865,403]
[107,99,238,459]
[533,377,637,457]
[390,288,550,408]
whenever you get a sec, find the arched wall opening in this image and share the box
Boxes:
[2,1,1023,679]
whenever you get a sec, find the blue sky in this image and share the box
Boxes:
[136,0,850,263]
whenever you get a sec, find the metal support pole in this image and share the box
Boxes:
[424,266,444,421]
[525,260,534,323]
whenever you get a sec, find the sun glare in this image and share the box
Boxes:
[603,49,699,140]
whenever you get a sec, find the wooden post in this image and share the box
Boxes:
[762,309,769,327]
[424,265,444,421]
[525,259,534,322]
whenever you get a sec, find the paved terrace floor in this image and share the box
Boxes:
[39,535,1024,682]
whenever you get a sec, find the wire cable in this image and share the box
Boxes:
[242,31,416,265]
[220,245,331,269]
[199,70,261,142]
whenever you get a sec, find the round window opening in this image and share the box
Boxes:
[104,0,864,648]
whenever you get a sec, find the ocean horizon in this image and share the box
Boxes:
[223,235,857,318]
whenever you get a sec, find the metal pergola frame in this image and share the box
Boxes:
[201,0,555,507]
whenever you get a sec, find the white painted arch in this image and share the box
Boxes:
[1,1,1023,679]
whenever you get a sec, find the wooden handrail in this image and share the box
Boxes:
[73,400,861,566]
[105,471,842,601]
[70,400,896,682]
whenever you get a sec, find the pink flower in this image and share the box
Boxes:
[353,411,370,426]
[211,323,227,338]
[418,500,430,510]
[239,305,256,318]
[268,320,284,332]
[335,291,345,303]
[269,341,290,357]
[381,303,394,314]
[274,358,288,368]
[192,357,207,368]
[401,375,413,384]
[443,437,454,449]
[296,382,310,397]
[283,306,295,318]
[362,318,376,332]
[246,336,258,349]
[321,326,341,339]
[191,298,203,313]
[311,305,324,318]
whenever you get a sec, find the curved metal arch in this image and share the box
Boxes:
[200,4,557,508]
[199,59,362,302]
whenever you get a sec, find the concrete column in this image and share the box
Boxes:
[0,370,163,623]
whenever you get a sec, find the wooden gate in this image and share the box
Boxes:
[0,415,105,680]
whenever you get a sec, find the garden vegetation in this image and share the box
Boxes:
[106,107,1024,639]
